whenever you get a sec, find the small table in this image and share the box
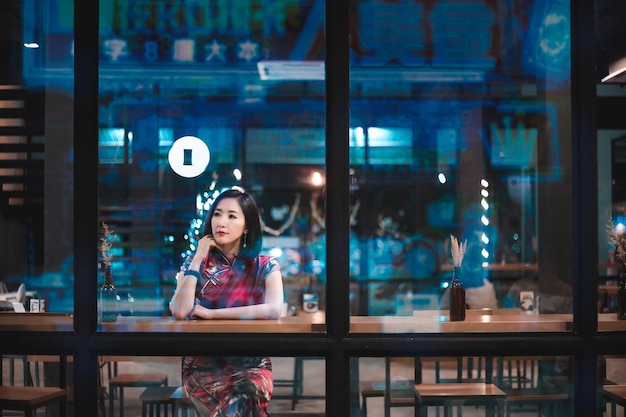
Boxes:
[602,384,626,417]
[0,386,66,416]
[414,383,506,417]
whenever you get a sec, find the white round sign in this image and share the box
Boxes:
[168,136,210,178]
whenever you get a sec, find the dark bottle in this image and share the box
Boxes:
[618,271,626,320]
[100,262,118,323]
[449,267,466,321]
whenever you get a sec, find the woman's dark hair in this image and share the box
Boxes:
[202,188,263,259]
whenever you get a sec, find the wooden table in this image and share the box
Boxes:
[98,313,326,332]
[0,386,66,416]
[0,312,326,332]
[349,311,573,333]
[414,383,506,417]
[0,313,73,331]
[4,311,626,333]
[598,313,626,331]
[602,385,626,417]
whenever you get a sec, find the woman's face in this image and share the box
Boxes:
[211,197,247,250]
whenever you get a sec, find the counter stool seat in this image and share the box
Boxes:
[140,386,178,417]
[171,385,198,417]
[0,386,66,417]
[108,373,168,417]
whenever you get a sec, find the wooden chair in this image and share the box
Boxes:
[496,357,571,417]
[140,386,178,417]
[0,385,66,417]
[358,357,420,417]
[170,386,199,417]
[273,357,325,410]
[108,372,168,417]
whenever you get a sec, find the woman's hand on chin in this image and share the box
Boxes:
[190,304,213,320]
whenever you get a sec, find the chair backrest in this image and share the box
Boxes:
[0,281,8,293]
[15,283,26,304]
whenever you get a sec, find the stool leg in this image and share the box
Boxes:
[119,388,125,417]
[109,386,115,417]
[361,395,367,417]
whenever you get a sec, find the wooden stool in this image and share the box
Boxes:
[140,386,178,417]
[108,373,168,417]
[414,383,506,417]
[171,386,198,417]
[359,380,417,417]
[504,388,569,417]
[602,385,626,417]
[0,386,66,417]
[273,357,325,410]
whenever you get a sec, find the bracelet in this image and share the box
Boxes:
[183,269,202,280]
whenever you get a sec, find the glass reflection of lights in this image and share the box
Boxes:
[481,215,489,226]
[311,171,324,186]
[269,247,283,258]
[481,233,489,244]
[438,172,447,184]
[480,179,489,188]
[233,169,242,180]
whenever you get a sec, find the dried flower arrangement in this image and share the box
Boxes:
[100,222,116,269]
[607,218,626,266]
[450,234,467,267]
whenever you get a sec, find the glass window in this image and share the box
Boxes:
[97,0,326,331]
[98,355,325,416]
[0,0,74,322]
[348,0,574,332]
[353,355,574,417]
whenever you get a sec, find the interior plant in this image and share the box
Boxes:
[449,234,467,321]
[99,222,118,322]
[607,218,626,320]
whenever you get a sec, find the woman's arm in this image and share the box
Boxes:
[169,235,216,320]
[168,269,198,320]
[189,269,284,320]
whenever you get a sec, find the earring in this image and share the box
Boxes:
[243,233,247,248]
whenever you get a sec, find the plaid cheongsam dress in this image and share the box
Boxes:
[180,250,280,417]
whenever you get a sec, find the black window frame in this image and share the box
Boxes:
[2,1,619,417]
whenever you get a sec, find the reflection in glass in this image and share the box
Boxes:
[348,0,573,328]
[97,0,326,328]
[0,1,75,318]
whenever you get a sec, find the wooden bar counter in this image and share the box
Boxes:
[349,310,574,333]
[99,313,326,332]
[0,312,326,332]
[4,310,626,333]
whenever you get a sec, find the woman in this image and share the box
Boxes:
[169,188,284,417]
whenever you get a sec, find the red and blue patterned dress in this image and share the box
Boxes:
[180,250,280,417]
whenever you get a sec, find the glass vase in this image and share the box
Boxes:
[449,266,466,321]
[100,263,118,323]
[618,270,626,320]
